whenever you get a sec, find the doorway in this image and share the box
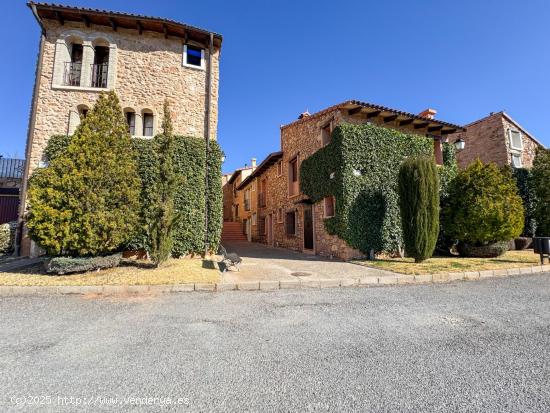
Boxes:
[303,205,314,250]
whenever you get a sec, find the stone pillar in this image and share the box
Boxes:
[52,39,70,87]
[81,41,94,88]
[107,44,117,89]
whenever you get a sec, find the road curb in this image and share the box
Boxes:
[1,264,549,296]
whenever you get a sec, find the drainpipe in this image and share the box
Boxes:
[15,3,46,256]
[204,32,214,256]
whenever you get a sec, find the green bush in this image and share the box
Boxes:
[148,101,182,266]
[398,157,439,262]
[0,222,13,253]
[532,147,550,236]
[27,91,141,256]
[132,136,223,257]
[43,134,71,163]
[46,253,121,274]
[443,160,524,246]
[301,123,433,255]
[436,143,459,255]
[512,167,537,236]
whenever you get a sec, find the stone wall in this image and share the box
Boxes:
[27,19,220,178]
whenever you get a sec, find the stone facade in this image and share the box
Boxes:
[20,5,222,256]
[27,19,220,178]
[230,102,460,260]
[451,112,543,169]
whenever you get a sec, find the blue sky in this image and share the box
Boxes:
[2,0,549,173]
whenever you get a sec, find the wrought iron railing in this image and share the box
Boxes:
[91,63,109,88]
[0,158,25,179]
[63,62,82,86]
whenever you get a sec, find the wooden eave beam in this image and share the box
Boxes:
[55,11,64,25]
[136,20,143,35]
[441,128,457,135]
[109,18,117,31]
[383,115,398,123]
[81,14,90,27]
[366,110,381,119]
[427,125,443,133]
[348,106,363,116]
[398,118,414,126]
[414,121,430,129]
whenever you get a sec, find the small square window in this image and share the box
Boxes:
[184,45,204,68]
[509,130,523,151]
[511,154,523,168]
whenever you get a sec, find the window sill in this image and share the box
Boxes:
[52,84,110,92]
[509,147,523,153]
[132,135,154,140]
[182,63,205,71]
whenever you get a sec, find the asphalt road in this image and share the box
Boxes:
[2,274,550,412]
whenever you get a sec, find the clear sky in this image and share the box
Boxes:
[2,0,549,173]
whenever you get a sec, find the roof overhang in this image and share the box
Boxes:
[28,2,223,47]
[341,101,464,135]
[237,152,283,190]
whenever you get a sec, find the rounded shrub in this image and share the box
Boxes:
[442,160,524,256]
[398,157,439,262]
[532,147,550,236]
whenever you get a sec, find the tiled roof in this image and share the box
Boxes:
[281,100,464,132]
[237,152,283,190]
[28,2,222,44]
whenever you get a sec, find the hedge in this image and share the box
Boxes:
[132,136,222,256]
[512,167,537,237]
[532,147,550,236]
[43,134,223,257]
[300,123,433,255]
[46,253,122,274]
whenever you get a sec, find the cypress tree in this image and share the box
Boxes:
[398,157,440,262]
[27,91,140,256]
[148,100,183,266]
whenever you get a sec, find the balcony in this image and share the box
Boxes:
[91,63,109,88]
[63,62,82,86]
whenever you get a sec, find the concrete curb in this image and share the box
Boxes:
[1,264,549,296]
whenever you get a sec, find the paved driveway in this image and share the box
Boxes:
[221,241,392,283]
[1,274,550,412]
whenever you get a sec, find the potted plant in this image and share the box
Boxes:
[442,161,524,258]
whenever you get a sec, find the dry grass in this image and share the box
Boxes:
[0,258,221,286]
[353,250,540,275]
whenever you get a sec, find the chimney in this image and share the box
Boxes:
[419,108,437,119]
[298,111,311,119]
[251,158,257,168]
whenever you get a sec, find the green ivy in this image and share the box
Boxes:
[43,132,222,256]
[132,136,222,256]
[300,123,433,255]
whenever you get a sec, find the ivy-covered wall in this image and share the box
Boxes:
[44,134,222,256]
[132,136,223,256]
[300,123,433,255]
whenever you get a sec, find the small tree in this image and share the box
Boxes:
[443,160,524,247]
[27,91,140,256]
[398,157,439,262]
[532,147,550,236]
[147,100,183,266]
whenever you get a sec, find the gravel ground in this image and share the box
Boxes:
[1,274,550,412]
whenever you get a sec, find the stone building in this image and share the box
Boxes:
[449,111,544,169]
[227,100,463,259]
[19,2,222,255]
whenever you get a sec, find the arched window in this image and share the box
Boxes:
[142,110,154,137]
[124,108,136,136]
[91,39,110,88]
[64,36,84,86]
